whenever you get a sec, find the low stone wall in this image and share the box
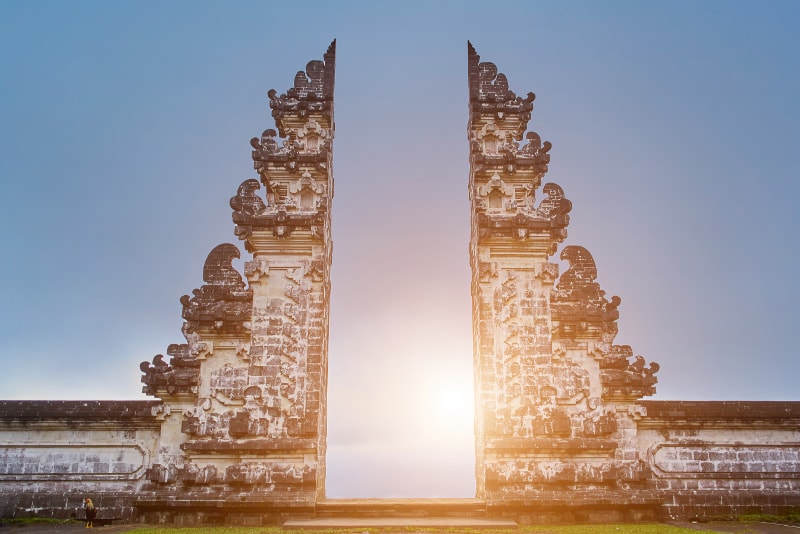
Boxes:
[639,401,800,520]
[0,400,162,520]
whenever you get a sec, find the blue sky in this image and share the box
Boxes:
[1,1,799,498]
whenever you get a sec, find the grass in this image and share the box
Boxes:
[0,517,78,525]
[119,527,724,534]
[0,527,700,534]
[738,509,800,524]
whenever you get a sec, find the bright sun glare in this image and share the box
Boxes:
[435,386,472,420]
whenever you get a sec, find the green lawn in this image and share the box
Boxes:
[123,527,720,534]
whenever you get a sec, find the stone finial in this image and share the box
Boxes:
[180,244,252,334]
[252,42,336,178]
[468,41,534,110]
[267,40,336,135]
[551,245,621,335]
[467,42,550,175]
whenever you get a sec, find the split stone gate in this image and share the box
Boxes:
[1,42,799,525]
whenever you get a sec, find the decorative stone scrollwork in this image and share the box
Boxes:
[181,402,271,440]
[478,260,498,281]
[250,129,280,155]
[231,179,268,240]
[493,273,518,322]
[293,120,330,153]
[473,123,514,156]
[244,259,269,282]
[288,170,326,212]
[231,178,268,215]
[520,131,552,158]
[476,173,515,211]
[468,42,553,178]
[552,246,660,399]
[470,126,552,176]
[556,245,602,300]
[251,131,330,175]
[475,177,570,240]
[476,209,570,241]
[599,344,660,399]
[177,464,218,486]
[250,40,335,184]
[268,40,336,135]
[535,183,572,223]
[180,244,252,334]
[290,61,326,100]
[209,365,248,404]
[551,245,620,336]
[231,179,327,243]
[468,41,534,120]
[534,261,560,284]
[139,346,201,398]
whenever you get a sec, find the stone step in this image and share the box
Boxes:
[314,497,488,518]
[284,499,517,529]
[283,517,518,529]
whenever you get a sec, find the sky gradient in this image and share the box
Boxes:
[1,1,799,498]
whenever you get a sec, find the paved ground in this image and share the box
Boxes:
[283,517,518,529]
[0,523,139,534]
[672,521,800,534]
[1,520,799,534]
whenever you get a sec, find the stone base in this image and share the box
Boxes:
[486,491,664,524]
[134,497,315,526]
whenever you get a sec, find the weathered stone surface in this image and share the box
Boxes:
[1,41,799,525]
[130,41,336,522]
[179,243,253,334]
[638,401,800,519]
[0,401,161,519]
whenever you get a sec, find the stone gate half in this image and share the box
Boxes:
[1,41,798,525]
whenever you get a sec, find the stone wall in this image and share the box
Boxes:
[639,401,800,520]
[0,401,161,520]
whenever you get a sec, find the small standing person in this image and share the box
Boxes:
[83,498,97,528]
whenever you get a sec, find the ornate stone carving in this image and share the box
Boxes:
[288,171,326,211]
[520,131,552,159]
[231,179,327,244]
[473,176,571,242]
[293,120,330,153]
[209,365,248,404]
[231,179,267,240]
[139,344,201,398]
[267,40,336,136]
[550,245,659,398]
[180,244,252,334]
[251,129,330,175]
[535,183,572,223]
[468,41,534,121]
[231,178,267,216]
[551,245,619,335]
[599,345,660,399]
[468,42,550,175]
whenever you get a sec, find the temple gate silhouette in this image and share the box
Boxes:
[1,42,798,525]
